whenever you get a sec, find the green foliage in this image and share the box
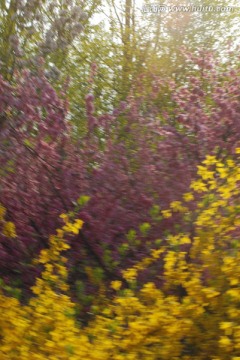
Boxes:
[139,222,151,236]
[77,195,90,207]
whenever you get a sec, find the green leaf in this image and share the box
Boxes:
[118,243,129,256]
[23,139,34,149]
[77,195,90,206]
[149,205,161,217]
[76,280,85,295]
[155,239,162,246]
[126,229,136,244]
[65,344,75,355]
[92,267,104,283]
[139,222,151,236]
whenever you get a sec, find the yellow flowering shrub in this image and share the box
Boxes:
[0,204,16,238]
[0,215,87,360]
[2,149,240,358]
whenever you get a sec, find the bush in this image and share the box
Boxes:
[2,149,240,359]
[0,51,239,302]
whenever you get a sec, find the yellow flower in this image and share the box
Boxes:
[150,248,164,259]
[0,204,6,220]
[190,180,208,192]
[2,221,17,238]
[220,322,234,330]
[60,213,69,223]
[31,285,42,295]
[202,155,217,165]
[75,219,84,228]
[179,236,191,244]
[56,228,64,238]
[197,165,214,180]
[226,289,240,298]
[226,159,235,167]
[183,192,194,202]
[162,210,172,218]
[230,278,238,286]
[168,235,179,246]
[170,201,184,211]
[219,336,232,347]
[217,167,228,179]
[39,249,50,264]
[122,268,137,281]
[111,281,122,291]
[63,219,84,235]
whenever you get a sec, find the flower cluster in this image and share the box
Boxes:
[0,204,16,238]
[2,150,240,358]
[0,54,240,306]
[0,213,85,359]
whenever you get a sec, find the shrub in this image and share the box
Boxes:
[0,51,239,301]
[2,149,240,359]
